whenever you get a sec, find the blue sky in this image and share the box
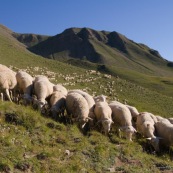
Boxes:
[1,0,173,61]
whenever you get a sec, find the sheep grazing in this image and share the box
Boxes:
[125,105,139,121]
[109,101,136,141]
[94,94,107,103]
[0,69,17,102]
[155,115,170,124]
[33,75,54,110]
[94,101,113,135]
[68,90,95,119]
[49,91,66,120]
[53,84,68,95]
[136,112,161,151]
[16,71,34,105]
[155,115,164,122]
[155,120,173,148]
[65,92,92,129]
[0,64,13,72]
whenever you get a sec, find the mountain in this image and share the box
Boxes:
[1,24,173,97]
[14,27,172,77]
[13,32,49,47]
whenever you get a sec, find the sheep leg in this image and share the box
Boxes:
[10,90,13,101]
[118,129,122,138]
[0,93,3,101]
[5,89,12,102]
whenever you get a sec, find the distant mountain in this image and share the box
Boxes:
[1,24,173,77]
[13,33,49,47]
[13,27,171,76]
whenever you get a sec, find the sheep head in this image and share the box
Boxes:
[120,126,137,141]
[146,136,163,152]
[102,119,114,135]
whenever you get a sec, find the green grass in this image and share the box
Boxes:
[1,102,173,173]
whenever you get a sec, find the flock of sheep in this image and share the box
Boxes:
[1,63,173,153]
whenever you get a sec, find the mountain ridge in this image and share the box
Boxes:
[23,27,171,75]
[1,24,173,78]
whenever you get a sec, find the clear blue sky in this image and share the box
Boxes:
[1,0,173,61]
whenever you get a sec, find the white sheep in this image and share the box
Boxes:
[155,115,170,124]
[136,112,161,151]
[94,101,113,135]
[16,71,34,105]
[53,84,68,95]
[155,115,164,122]
[94,94,107,102]
[109,101,136,141]
[68,90,95,119]
[65,92,92,129]
[125,105,139,120]
[0,69,17,102]
[49,91,66,119]
[155,120,173,147]
[33,75,54,110]
[0,64,13,72]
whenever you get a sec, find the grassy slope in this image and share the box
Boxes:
[1,25,173,172]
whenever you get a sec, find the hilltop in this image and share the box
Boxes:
[15,27,173,76]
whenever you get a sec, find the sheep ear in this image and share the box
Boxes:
[111,120,114,124]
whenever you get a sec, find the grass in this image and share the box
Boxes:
[1,102,173,172]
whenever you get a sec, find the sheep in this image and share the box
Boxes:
[94,95,107,102]
[125,105,139,121]
[16,71,34,105]
[0,70,17,102]
[155,115,164,122]
[53,84,68,95]
[0,64,13,72]
[48,91,66,120]
[94,101,113,135]
[109,101,136,141]
[65,92,92,129]
[155,115,170,124]
[68,90,95,118]
[136,112,161,151]
[155,120,173,147]
[33,75,54,110]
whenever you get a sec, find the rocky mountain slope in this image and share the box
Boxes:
[14,27,173,76]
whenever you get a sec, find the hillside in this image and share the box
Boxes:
[13,33,49,47]
[1,24,173,172]
[24,27,173,76]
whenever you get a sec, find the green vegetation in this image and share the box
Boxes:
[1,24,173,172]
